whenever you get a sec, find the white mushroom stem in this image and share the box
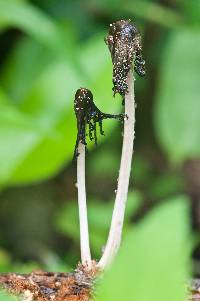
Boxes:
[98,71,135,269]
[77,142,91,267]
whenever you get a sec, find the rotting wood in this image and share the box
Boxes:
[0,262,98,301]
[187,279,200,301]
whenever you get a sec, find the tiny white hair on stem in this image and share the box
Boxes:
[77,142,92,267]
[98,71,135,269]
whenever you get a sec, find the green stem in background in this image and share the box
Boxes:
[98,71,135,269]
[77,142,91,267]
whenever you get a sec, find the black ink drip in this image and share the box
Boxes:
[105,19,145,103]
[74,88,125,158]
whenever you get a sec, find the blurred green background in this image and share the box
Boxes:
[0,0,199,300]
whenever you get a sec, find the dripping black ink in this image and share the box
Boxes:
[105,19,145,102]
[74,88,125,158]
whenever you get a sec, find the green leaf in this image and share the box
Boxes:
[5,34,122,184]
[79,33,121,113]
[97,196,191,301]
[0,37,54,103]
[0,83,74,185]
[0,291,15,301]
[0,88,11,105]
[154,30,200,164]
[8,57,82,183]
[0,31,122,184]
[0,0,64,51]
[182,0,200,25]
[0,102,42,185]
[0,34,79,184]
[10,117,71,184]
[0,249,11,272]
[95,0,181,28]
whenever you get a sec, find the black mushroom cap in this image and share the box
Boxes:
[73,88,125,158]
[105,19,146,100]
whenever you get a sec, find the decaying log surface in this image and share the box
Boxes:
[187,279,200,301]
[3,265,199,301]
[0,263,98,301]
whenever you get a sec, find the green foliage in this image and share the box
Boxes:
[182,0,200,25]
[0,0,198,183]
[0,101,41,184]
[97,196,191,301]
[92,0,181,28]
[0,0,64,51]
[0,292,15,301]
[0,1,197,300]
[0,249,11,272]
[154,29,200,164]
[0,31,121,184]
[56,191,141,258]
[149,173,185,199]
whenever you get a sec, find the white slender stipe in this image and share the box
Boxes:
[98,71,135,269]
[77,142,91,267]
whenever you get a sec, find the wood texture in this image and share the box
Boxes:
[0,263,98,301]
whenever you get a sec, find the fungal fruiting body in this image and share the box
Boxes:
[98,20,145,269]
[74,88,124,158]
[74,88,125,267]
[105,19,145,102]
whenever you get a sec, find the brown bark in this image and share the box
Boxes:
[187,279,200,301]
[0,263,98,301]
